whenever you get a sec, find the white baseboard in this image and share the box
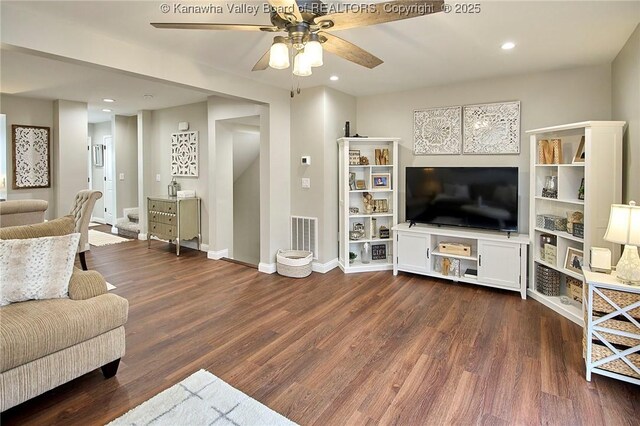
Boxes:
[200,243,209,252]
[207,249,229,260]
[90,216,106,224]
[258,262,276,274]
[312,258,339,274]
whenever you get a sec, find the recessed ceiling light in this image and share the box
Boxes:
[501,42,516,50]
[102,108,112,113]
[330,75,339,81]
[143,94,154,99]
[103,98,115,103]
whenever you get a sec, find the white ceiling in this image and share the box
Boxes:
[0,48,212,123]
[1,1,638,97]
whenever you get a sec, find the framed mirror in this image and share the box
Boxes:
[93,144,104,167]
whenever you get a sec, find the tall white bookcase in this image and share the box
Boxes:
[338,137,399,273]
[526,121,624,325]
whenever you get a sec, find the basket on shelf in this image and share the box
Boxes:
[583,287,640,379]
[536,214,567,232]
[567,277,583,303]
[276,249,313,278]
[535,264,560,296]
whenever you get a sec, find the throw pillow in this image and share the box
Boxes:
[0,233,80,306]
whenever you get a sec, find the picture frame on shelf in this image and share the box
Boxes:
[573,136,585,164]
[372,244,387,260]
[564,247,584,275]
[349,172,356,190]
[578,178,585,200]
[349,150,361,165]
[371,173,391,189]
[356,180,366,190]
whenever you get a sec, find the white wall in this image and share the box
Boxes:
[114,115,138,217]
[53,100,88,217]
[233,156,260,265]
[147,101,209,245]
[89,120,110,219]
[290,86,357,264]
[0,94,56,219]
[357,64,613,233]
[612,24,640,203]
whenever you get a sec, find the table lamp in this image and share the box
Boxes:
[604,201,640,284]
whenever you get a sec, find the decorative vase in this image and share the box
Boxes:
[168,177,180,197]
[361,242,371,264]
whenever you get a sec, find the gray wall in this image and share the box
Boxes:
[356,64,613,233]
[0,94,56,219]
[233,156,260,265]
[291,86,357,263]
[53,100,88,217]
[148,101,209,245]
[114,115,138,218]
[612,24,640,203]
[89,120,111,220]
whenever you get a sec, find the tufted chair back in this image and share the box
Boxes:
[69,190,103,253]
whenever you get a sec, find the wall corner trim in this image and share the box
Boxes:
[258,262,277,274]
[207,249,229,260]
[312,258,339,274]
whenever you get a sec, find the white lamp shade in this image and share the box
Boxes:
[305,40,323,67]
[604,201,640,245]
[293,51,312,77]
[269,42,290,70]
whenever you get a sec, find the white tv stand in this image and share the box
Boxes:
[392,223,529,299]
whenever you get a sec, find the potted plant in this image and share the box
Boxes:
[349,252,357,264]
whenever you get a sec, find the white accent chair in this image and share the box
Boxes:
[69,190,103,270]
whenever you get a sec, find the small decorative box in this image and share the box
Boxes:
[379,226,390,239]
[567,277,583,303]
[536,264,560,296]
[542,214,567,232]
[572,223,584,238]
[536,215,545,228]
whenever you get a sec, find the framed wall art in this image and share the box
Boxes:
[171,131,199,177]
[12,124,51,189]
[414,106,462,155]
[463,101,520,154]
[93,144,104,167]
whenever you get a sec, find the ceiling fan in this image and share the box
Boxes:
[151,0,444,77]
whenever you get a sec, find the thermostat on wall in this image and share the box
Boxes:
[178,122,189,131]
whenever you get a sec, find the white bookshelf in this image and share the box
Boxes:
[526,121,625,325]
[338,137,399,273]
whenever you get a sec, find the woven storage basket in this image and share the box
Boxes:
[536,264,560,296]
[592,288,640,318]
[583,337,640,379]
[276,249,312,278]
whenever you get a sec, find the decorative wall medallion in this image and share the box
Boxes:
[414,106,462,155]
[12,125,51,189]
[463,101,520,154]
[171,131,198,177]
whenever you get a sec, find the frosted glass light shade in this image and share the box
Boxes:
[293,51,312,77]
[604,201,640,245]
[269,41,290,70]
[305,40,323,67]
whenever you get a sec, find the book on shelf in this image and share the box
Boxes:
[464,268,478,278]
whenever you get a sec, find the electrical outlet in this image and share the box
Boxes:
[119,173,125,181]
[301,178,311,189]
[156,174,161,182]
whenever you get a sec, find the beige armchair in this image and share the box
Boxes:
[0,200,48,228]
[69,190,102,270]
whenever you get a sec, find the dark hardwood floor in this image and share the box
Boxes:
[2,236,639,425]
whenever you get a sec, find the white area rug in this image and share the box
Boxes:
[107,369,296,426]
[88,230,129,247]
[89,222,101,228]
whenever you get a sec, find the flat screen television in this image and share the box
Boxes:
[406,167,519,232]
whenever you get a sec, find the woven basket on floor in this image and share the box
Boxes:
[276,249,313,278]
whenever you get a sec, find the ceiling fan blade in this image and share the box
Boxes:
[319,32,383,69]
[315,1,443,31]
[252,49,271,71]
[268,0,303,22]
[150,23,279,32]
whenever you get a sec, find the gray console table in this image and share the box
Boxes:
[147,196,201,256]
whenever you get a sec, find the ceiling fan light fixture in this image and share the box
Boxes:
[269,37,290,70]
[306,33,323,67]
[293,50,312,77]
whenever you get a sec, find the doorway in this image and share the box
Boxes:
[103,135,114,225]
[88,120,111,223]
